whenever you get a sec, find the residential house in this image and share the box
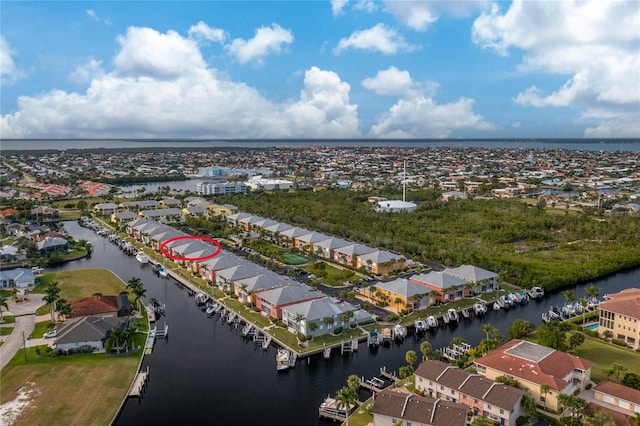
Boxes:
[411,271,468,303]
[333,243,377,268]
[313,236,350,259]
[473,339,593,411]
[369,278,430,312]
[279,226,311,248]
[69,295,132,318]
[159,198,181,209]
[54,315,128,352]
[254,285,322,319]
[198,254,242,283]
[598,288,640,349]
[415,359,524,426]
[138,208,183,223]
[0,268,36,289]
[215,263,263,293]
[183,204,208,218]
[226,212,252,228]
[280,297,369,338]
[262,222,294,244]
[37,236,68,255]
[120,200,159,211]
[184,196,207,206]
[356,250,406,275]
[111,211,138,227]
[93,202,119,216]
[371,388,468,426]
[206,203,237,218]
[295,231,330,252]
[446,265,499,294]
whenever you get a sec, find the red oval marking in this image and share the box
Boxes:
[159,235,221,262]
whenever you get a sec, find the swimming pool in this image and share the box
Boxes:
[584,323,599,331]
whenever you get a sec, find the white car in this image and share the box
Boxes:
[43,330,57,339]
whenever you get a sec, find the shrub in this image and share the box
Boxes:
[385,314,400,322]
[583,329,598,338]
[612,339,627,347]
[585,383,593,390]
[332,327,343,335]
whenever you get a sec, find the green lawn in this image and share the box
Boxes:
[34,269,128,299]
[572,334,640,383]
[1,327,14,336]
[30,320,56,339]
[0,315,16,324]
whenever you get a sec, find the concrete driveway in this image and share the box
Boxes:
[0,294,45,370]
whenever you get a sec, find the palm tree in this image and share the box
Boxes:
[0,296,8,321]
[127,277,142,291]
[335,386,356,426]
[347,375,360,394]
[127,280,147,314]
[342,310,354,330]
[323,316,334,333]
[611,363,627,382]
[428,290,440,306]
[451,336,466,347]
[405,350,418,370]
[562,289,575,304]
[540,384,551,411]
[43,281,61,323]
[482,323,494,340]
[293,313,306,335]
[109,327,125,354]
[307,321,318,338]
[420,341,432,361]
[585,284,600,300]
[394,297,402,313]
[579,298,589,323]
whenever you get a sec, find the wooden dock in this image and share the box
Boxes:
[323,347,331,359]
[128,366,150,399]
[318,397,350,422]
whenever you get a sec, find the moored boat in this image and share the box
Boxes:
[393,324,406,341]
[473,302,487,316]
[529,286,545,298]
[381,328,392,345]
[446,308,459,323]
[195,292,209,306]
[414,319,427,333]
[276,349,290,371]
[136,251,150,264]
[426,315,438,329]
[368,331,379,347]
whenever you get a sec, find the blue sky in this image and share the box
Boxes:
[1,0,638,139]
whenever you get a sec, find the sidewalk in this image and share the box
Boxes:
[0,294,45,370]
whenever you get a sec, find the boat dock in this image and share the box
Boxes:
[318,396,351,422]
[359,375,386,393]
[323,346,331,359]
[145,323,169,355]
[379,366,400,383]
[128,366,150,399]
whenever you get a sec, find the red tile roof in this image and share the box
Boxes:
[474,339,593,391]
[70,295,120,317]
[594,381,640,405]
[599,288,640,319]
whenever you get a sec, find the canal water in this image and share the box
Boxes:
[52,221,639,426]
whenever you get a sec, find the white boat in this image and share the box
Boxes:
[426,315,438,328]
[194,292,209,306]
[529,286,545,298]
[447,308,459,323]
[158,266,169,277]
[393,324,406,341]
[205,303,217,316]
[381,328,392,345]
[276,349,290,371]
[493,302,501,311]
[473,303,487,316]
[368,331,379,347]
[414,319,427,333]
[135,251,149,264]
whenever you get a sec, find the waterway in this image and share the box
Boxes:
[51,220,639,426]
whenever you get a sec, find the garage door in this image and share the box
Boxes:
[602,394,615,405]
[619,400,631,410]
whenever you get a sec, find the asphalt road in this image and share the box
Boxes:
[0,294,45,370]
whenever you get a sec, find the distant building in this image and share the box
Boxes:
[0,268,36,289]
[375,200,417,213]
[197,182,247,195]
[245,176,294,191]
[37,236,69,255]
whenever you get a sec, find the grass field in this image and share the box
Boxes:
[0,348,139,425]
[572,334,640,383]
[34,269,128,299]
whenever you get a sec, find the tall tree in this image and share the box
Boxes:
[341,310,354,329]
[0,296,8,321]
[610,363,627,383]
[482,323,494,340]
[322,316,333,333]
[540,384,551,411]
[43,281,61,323]
[334,386,356,426]
[420,341,432,361]
[405,350,418,370]
[562,289,575,304]
[568,332,585,350]
[585,284,600,300]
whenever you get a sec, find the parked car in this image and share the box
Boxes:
[43,330,57,339]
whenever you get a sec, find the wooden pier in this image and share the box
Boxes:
[340,339,358,354]
[318,396,350,422]
[128,366,150,399]
[323,346,331,359]
[380,366,400,383]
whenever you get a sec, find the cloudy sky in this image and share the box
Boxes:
[1,0,639,139]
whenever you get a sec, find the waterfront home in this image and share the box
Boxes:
[54,315,128,353]
[233,271,290,304]
[215,263,263,293]
[147,227,186,251]
[127,218,160,239]
[0,245,26,262]
[411,271,468,303]
[198,253,242,283]
[120,199,159,211]
[598,288,640,349]
[159,197,181,209]
[138,208,184,223]
[446,265,499,294]
[36,236,69,255]
[593,381,640,415]
[415,359,524,426]
[333,243,377,268]
[254,284,323,318]
[278,226,311,248]
[184,196,208,206]
[368,278,430,312]
[250,218,279,232]
[205,203,237,218]
[110,211,138,227]
[93,202,119,216]
[226,212,252,228]
[356,250,406,275]
[0,268,35,289]
[165,239,216,269]
[262,222,294,244]
[69,295,132,318]
[182,204,208,218]
[371,388,468,426]
[473,339,593,411]
[281,297,369,338]
[313,236,351,259]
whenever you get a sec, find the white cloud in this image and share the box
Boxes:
[227,23,293,65]
[334,23,417,55]
[0,36,19,85]
[383,0,488,31]
[86,9,110,25]
[188,21,226,44]
[364,67,496,138]
[354,0,378,13]
[331,0,348,16]
[472,0,640,137]
[69,57,104,84]
[0,26,359,139]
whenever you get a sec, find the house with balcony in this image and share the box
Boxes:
[227,212,252,228]
[333,243,377,268]
[415,359,524,426]
[198,254,242,283]
[371,388,468,426]
[93,202,119,216]
[446,265,499,294]
[295,231,330,252]
[254,284,322,319]
[473,339,593,411]
[120,200,159,212]
[368,278,430,312]
[215,263,263,293]
[262,222,294,244]
[597,288,640,349]
[279,226,311,248]
[281,297,370,338]
[411,271,468,303]
[37,236,69,255]
[233,271,290,304]
[356,250,406,275]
